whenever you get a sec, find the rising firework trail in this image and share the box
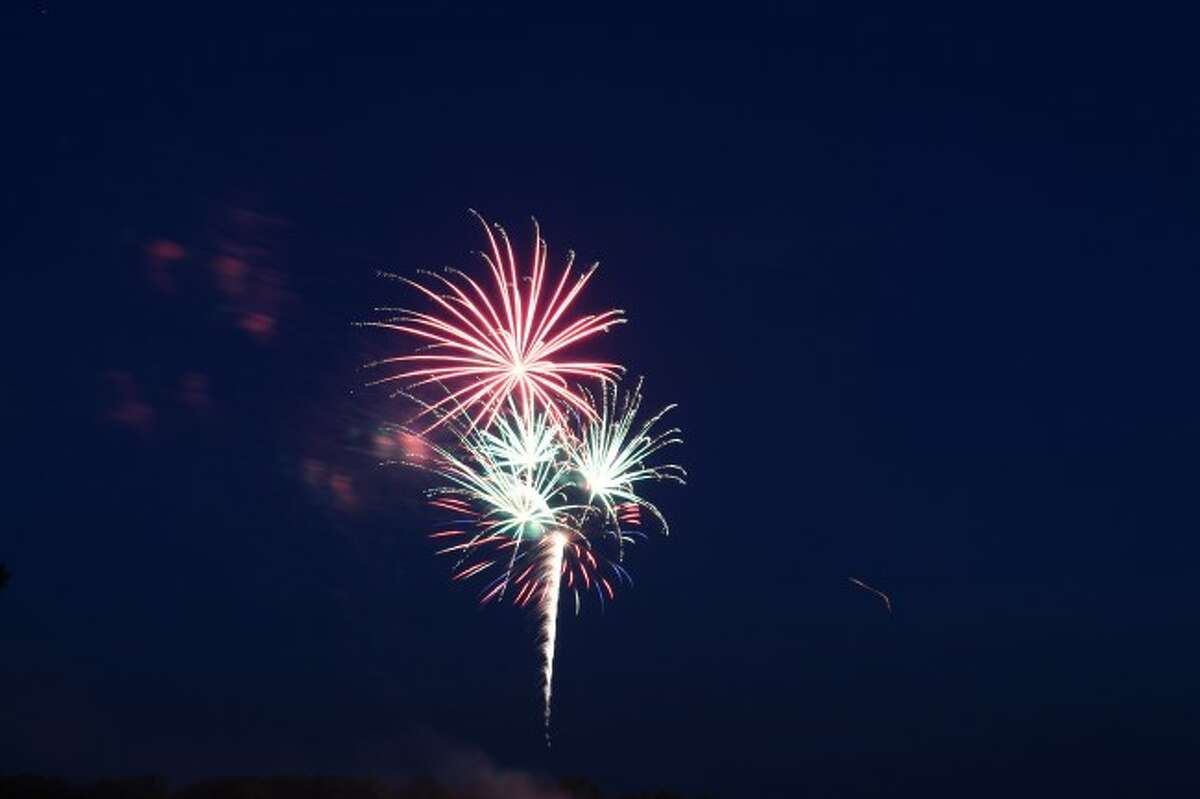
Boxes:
[370,214,684,743]
[538,532,566,744]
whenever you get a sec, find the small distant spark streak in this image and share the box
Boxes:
[849,577,892,614]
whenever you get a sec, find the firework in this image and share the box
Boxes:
[364,212,625,431]
[411,384,680,740]
[373,215,683,743]
[420,410,570,560]
[569,378,686,538]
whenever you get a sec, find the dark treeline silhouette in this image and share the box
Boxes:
[0,775,697,799]
[0,563,9,592]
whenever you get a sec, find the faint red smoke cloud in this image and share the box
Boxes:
[144,239,186,292]
[102,370,154,435]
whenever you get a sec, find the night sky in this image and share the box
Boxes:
[5,6,1200,797]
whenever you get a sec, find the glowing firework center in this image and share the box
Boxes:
[496,478,555,540]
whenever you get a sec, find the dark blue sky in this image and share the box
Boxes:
[5,6,1199,797]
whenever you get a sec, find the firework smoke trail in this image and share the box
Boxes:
[539,532,567,745]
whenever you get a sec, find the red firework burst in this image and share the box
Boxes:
[366,212,625,430]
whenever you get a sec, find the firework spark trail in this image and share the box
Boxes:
[539,532,567,745]
[849,577,893,614]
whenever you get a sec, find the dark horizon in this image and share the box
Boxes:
[5,5,1199,797]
